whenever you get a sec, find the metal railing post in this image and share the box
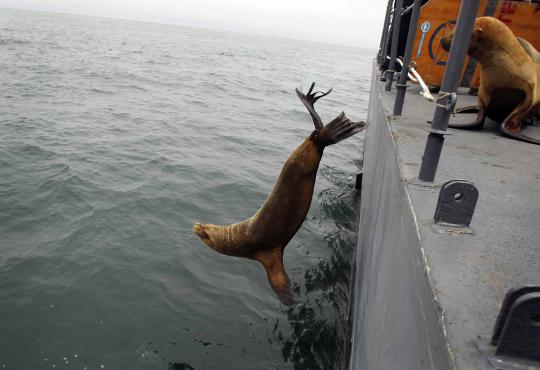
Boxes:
[385,0,404,91]
[377,0,394,66]
[418,0,480,182]
[380,1,396,79]
[393,0,422,115]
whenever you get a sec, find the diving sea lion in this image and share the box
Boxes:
[440,16,540,144]
[193,83,366,305]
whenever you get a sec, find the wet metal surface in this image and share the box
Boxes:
[374,68,540,368]
[349,65,452,370]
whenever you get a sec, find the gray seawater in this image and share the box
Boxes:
[0,8,373,370]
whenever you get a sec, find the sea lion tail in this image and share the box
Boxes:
[317,112,367,146]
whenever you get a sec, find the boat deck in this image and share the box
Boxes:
[377,78,540,368]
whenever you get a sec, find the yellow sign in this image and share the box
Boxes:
[410,0,540,88]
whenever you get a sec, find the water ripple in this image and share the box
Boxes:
[0,7,373,370]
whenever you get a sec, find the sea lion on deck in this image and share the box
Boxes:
[440,16,540,144]
[193,83,366,305]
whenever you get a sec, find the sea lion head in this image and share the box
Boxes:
[193,223,220,248]
[193,223,212,243]
[440,17,488,56]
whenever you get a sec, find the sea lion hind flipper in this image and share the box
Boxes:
[498,100,540,145]
[454,105,480,114]
[254,248,294,306]
[318,112,367,145]
[296,82,332,130]
[500,122,540,145]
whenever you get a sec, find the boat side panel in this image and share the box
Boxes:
[348,62,452,370]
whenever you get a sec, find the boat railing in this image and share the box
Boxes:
[377,0,480,182]
[373,3,540,368]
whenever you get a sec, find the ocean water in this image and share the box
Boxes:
[0,8,373,370]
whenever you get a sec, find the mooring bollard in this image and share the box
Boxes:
[489,286,540,368]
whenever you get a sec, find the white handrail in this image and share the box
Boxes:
[390,57,435,101]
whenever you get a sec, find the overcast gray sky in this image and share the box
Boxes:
[0,0,386,48]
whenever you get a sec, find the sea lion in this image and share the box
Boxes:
[440,16,540,144]
[193,83,366,305]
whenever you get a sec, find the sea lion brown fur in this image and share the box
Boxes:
[440,16,540,144]
[517,37,540,64]
[193,83,366,305]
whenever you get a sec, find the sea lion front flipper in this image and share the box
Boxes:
[296,82,332,130]
[449,103,486,129]
[254,248,294,306]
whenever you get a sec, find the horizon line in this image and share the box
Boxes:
[1,5,378,51]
